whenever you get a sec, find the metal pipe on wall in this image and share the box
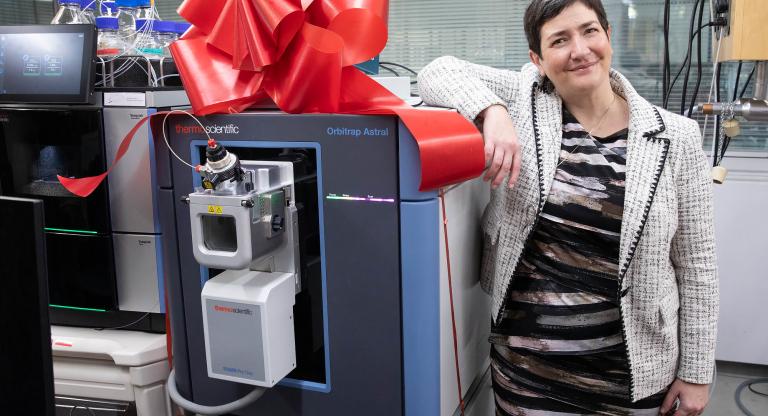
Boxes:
[754,61,768,101]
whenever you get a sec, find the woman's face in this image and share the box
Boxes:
[529,2,612,96]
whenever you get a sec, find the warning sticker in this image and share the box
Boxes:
[207,205,224,214]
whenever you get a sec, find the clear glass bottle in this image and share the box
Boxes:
[51,1,85,24]
[136,0,154,20]
[115,0,139,46]
[96,17,125,57]
[153,21,178,58]
[79,0,97,24]
[135,19,162,59]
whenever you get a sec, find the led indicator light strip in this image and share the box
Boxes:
[49,304,107,312]
[45,227,98,235]
[326,194,395,203]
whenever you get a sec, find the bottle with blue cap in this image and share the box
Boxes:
[154,21,178,58]
[51,0,85,24]
[115,0,140,45]
[96,16,126,57]
[135,19,163,59]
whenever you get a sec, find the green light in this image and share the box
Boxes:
[45,227,98,235]
[49,304,107,312]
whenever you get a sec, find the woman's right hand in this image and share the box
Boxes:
[480,105,522,189]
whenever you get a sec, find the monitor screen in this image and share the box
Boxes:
[0,24,96,104]
[0,196,55,415]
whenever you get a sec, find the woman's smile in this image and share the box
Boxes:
[568,61,599,73]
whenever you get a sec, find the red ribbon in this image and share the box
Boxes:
[58,0,484,196]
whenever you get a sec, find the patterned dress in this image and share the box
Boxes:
[489,108,670,415]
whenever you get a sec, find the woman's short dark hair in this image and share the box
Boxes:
[524,0,610,57]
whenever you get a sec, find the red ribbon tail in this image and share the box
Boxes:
[57,173,110,198]
[58,113,158,197]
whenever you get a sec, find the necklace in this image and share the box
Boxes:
[557,92,618,169]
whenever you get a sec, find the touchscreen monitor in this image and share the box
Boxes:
[0,24,96,104]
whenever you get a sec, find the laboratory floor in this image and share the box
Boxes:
[464,361,768,416]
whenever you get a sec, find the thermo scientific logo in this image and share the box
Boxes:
[213,305,253,315]
[175,124,240,135]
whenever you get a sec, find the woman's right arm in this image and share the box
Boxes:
[417,56,523,189]
[417,56,520,120]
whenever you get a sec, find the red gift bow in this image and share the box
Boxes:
[58,0,484,197]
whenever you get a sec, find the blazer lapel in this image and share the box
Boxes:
[530,83,563,212]
[615,79,669,295]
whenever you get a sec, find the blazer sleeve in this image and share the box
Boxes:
[670,118,719,385]
[416,56,521,121]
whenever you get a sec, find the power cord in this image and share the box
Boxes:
[748,381,768,397]
[377,61,424,106]
[735,378,768,416]
[684,0,707,118]
[379,61,419,84]
[166,369,265,415]
[439,189,466,416]
[68,404,96,416]
[94,311,153,331]
[378,65,400,77]
[738,64,756,100]
[679,0,703,115]
[662,0,671,106]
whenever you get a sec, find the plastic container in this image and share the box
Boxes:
[51,1,85,24]
[153,21,178,58]
[135,19,162,59]
[115,0,140,45]
[96,16,125,57]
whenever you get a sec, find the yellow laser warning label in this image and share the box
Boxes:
[207,205,224,214]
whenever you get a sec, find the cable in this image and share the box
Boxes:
[703,2,722,165]
[438,190,466,416]
[68,404,97,416]
[161,109,212,169]
[732,61,743,102]
[702,24,723,164]
[713,64,721,167]
[166,369,266,415]
[680,0,702,115]
[748,381,768,397]
[735,378,768,416]
[379,61,418,76]
[685,0,707,118]
[95,311,152,331]
[378,65,400,77]
[665,22,713,109]
[154,73,181,87]
[739,64,756,99]
[379,61,419,84]
[678,0,702,113]
[662,0,671,107]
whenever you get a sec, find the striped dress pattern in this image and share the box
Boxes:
[489,108,669,415]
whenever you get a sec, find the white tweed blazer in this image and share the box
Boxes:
[418,57,719,402]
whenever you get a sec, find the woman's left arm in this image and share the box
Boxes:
[662,118,719,415]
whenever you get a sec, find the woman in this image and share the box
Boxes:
[417,1,718,415]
